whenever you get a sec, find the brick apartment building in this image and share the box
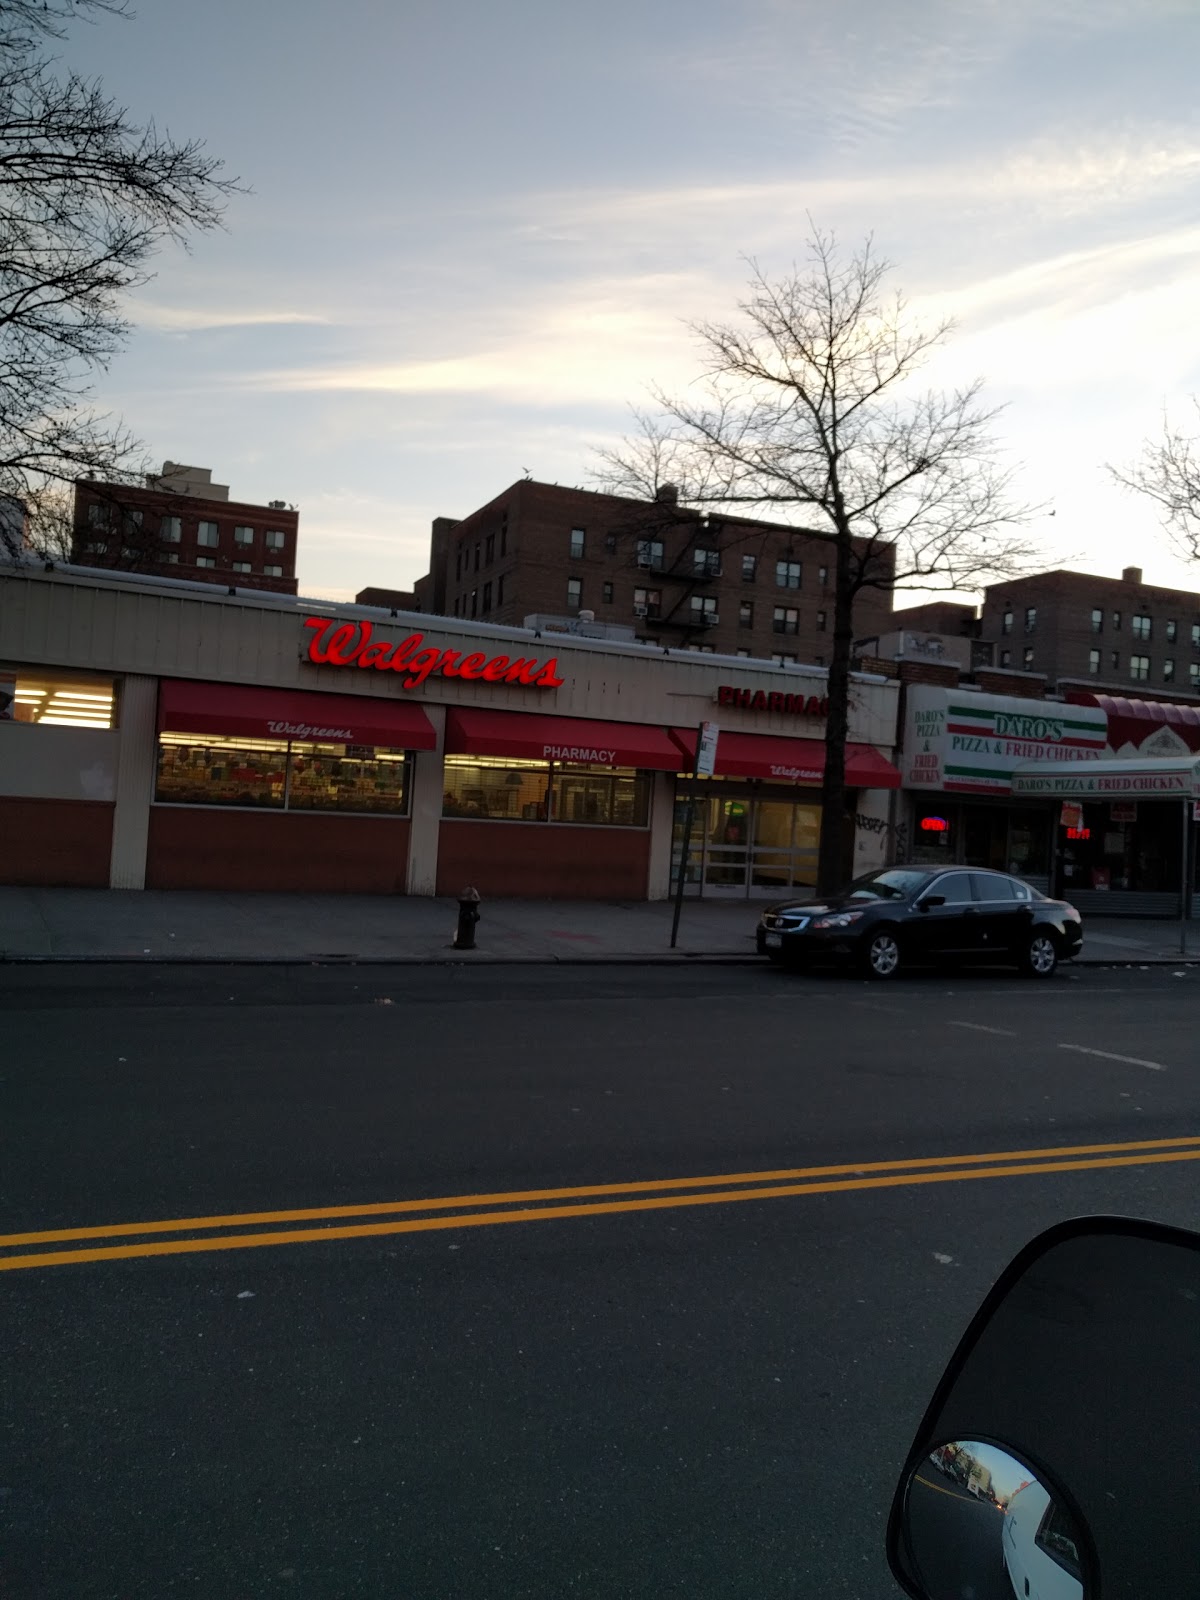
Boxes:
[408,479,895,664]
[979,565,1200,702]
[72,463,299,596]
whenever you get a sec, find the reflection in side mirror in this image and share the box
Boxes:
[918,894,945,910]
[905,1441,1088,1599]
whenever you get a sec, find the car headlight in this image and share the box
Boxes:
[812,911,865,929]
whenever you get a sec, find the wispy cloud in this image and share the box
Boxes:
[129,304,331,333]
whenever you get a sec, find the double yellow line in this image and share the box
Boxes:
[4,1135,1199,1273]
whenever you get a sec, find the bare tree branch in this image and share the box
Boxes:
[1109,399,1200,564]
[594,226,1044,894]
[0,0,241,560]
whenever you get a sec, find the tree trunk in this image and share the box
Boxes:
[817,522,856,896]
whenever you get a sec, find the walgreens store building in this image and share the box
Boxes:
[0,565,901,899]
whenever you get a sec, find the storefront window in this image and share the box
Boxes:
[287,743,410,813]
[155,734,411,814]
[442,756,649,826]
[3,669,115,727]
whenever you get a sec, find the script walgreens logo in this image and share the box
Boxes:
[303,617,565,690]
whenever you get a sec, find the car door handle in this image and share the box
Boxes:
[963,907,980,915]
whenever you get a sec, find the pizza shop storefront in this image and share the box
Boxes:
[0,566,902,899]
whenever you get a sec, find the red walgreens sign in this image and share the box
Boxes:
[303,617,565,690]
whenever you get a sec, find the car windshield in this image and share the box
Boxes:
[844,869,932,902]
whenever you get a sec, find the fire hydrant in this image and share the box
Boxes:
[453,886,481,950]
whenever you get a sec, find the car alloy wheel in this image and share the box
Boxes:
[865,930,901,980]
[1025,932,1059,978]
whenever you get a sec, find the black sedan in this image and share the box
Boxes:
[756,866,1083,980]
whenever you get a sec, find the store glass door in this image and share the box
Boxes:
[673,793,822,898]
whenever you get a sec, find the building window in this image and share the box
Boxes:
[736,647,751,657]
[485,534,495,564]
[197,521,219,548]
[567,577,582,609]
[1088,648,1100,674]
[1024,606,1037,633]
[455,550,462,581]
[1132,614,1151,641]
[1112,610,1121,630]
[818,566,828,587]
[772,653,798,666]
[84,540,107,554]
[1111,650,1120,670]
[602,581,614,604]
[816,610,827,632]
[1192,622,1200,649]
[497,574,505,606]
[776,559,802,589]
[1167,619,1177,643]
[86,502,110,528]
[470,589,478,618]
[160,516,181,544]
[1023,646,1034,668]
[693,547,721,577]
[773,605,800,635]
[482,581,492,612]
[232,561,252,573]
[156,735,411,815]
[500,524,508,557]
[196,556,217,568]
[265,530,285,552]
[474,544,481,573]
[690,594,718,625]
[1163,659,1176,682]
[263,565,283,577]
[633,587,661,619]
[739,600,754,629]
[1000,649,1011,666]
[1192,663,1200,688]
[442,756,649,827]
[234,525,254,546]
[1130,654,1150,681]
[1090,608,1103,633]
[742,554,757,582]
[636,539,663,570]
[162,553,179,564]
[8,670,115,727]
[1001,609,1013,635]
[570,528,585,560]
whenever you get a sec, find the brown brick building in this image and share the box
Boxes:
[978,565,1200,702]
[411,479,895,665]
[72,463,299,596]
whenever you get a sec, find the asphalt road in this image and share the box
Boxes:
[3,960,1200,1599]
[905,1472,1009,1600]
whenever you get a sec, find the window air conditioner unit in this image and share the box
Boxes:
[703,613,720,627]
[633,604,648,617]
[637,557,652,569]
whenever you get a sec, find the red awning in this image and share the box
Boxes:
[670,727,901,788]
[157,679,437,748]
[444,707,681,769]
[1067,692,1200,753]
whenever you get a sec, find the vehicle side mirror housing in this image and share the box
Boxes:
[918,894,945,910]
[886,1217,1200,1599]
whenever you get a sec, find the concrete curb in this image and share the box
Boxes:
[1,953,1199,970]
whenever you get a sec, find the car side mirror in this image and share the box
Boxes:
[918,894,945,910]
[886,1217,1200,1599]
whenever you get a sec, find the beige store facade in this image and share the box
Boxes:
[0,564,901,899]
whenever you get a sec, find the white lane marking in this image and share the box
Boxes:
[1058,1044,1168,1072]
[947,1021,1017,1037]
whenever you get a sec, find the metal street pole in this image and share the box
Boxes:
[1181,797,1191,957]
[670,721,718,950]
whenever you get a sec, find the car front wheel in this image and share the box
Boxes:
[862,927,901,980]
[1022,930,1059,978]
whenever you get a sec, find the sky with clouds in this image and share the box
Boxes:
[74,0,1200,604]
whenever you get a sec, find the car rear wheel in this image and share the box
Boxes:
[862,927,901,980]
[1022,931,1059,978]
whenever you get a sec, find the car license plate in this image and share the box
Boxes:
[763,932,782,948]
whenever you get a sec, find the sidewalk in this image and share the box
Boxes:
[1,887,1199,965]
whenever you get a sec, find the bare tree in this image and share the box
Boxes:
[595,228,1042,895]
[0,0,240,560]
[1109,400,1200,563]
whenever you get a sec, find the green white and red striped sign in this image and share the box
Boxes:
[903,687,1107,795]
